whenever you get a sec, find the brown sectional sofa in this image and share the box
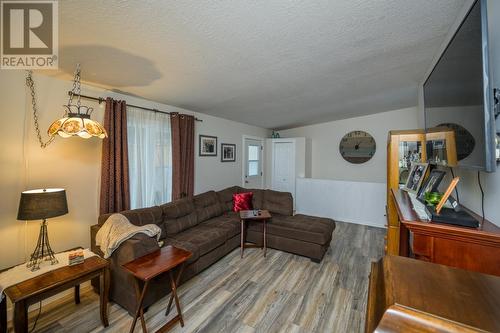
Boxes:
[90,186,335,314]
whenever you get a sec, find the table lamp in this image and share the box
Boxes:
[17,188,68,271]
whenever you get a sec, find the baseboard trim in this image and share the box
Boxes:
[336,218,387,229]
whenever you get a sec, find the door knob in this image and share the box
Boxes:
[245,180,249,184]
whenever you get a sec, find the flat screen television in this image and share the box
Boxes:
[423,0,496,172]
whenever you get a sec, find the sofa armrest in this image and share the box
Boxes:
[111,233,160,266]
[101,234,160,315]
[90,224,104,257]
[263,190,294,216]
[90,223,160,262]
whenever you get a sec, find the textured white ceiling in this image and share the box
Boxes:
[48,0,466,129]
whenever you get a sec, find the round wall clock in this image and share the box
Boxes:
[339,130,376,164]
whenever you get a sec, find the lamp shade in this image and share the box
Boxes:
[48,114,107,139]
[17,188,68,221]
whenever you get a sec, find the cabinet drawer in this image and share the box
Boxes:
[412,234,432,261]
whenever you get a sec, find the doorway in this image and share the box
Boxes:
[271,141,295,194]
[242,136,264,189]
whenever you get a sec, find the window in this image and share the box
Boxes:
[127,107,172,208]
[248,144,260,176]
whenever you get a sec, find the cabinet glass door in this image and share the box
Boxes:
[398,141,423,185]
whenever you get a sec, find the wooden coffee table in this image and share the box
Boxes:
[122,245,192,333]
[240,210,272,258]
[0,255,109,333]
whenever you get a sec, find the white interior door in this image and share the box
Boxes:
[244,138,263,188]
[272,141,295,193]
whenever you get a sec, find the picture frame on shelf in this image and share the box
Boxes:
[221,143,236,162]
[199,135,217,156]
[417,169,446,201]
[404,162,429,194]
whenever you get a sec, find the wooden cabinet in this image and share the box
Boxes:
[386,130,426,255]
[365,255,500,333]
[386,128,458,255]
[392,188,500,277]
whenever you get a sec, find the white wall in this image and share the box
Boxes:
[0,71,267,269]
[279,107,419,183]
[278,107,418,227]
[296,178,386,227]
[418,0,500,226]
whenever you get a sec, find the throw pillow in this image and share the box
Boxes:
[233,192,253,212]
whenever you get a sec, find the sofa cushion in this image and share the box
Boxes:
[200,215,240,239]
[193,191,223,222]
[292,214,336,235]
[162,238,200,263]
[246,188,264,209]
[246,230,328,261]
[248,214,335,245]
[166,225,226,256]
[216,186,242,212]
[221,211,240,221]
[98,206,165,238]
[263,190,293,216]
[160,198,198,235]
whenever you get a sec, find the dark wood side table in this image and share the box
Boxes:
[122,245,192,333]
[239,210,272,258]
[0,255,109,333]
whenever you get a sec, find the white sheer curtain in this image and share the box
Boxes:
[127,107,172,209]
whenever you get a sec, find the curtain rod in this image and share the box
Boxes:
[68,92,203,122]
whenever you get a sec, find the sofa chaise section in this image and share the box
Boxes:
[246,213,335,262]
[244,189,335,262]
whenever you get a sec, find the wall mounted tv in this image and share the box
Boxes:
[424,0,496,172]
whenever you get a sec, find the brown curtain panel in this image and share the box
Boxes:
[171,112,195,200]
[99,98,130,214]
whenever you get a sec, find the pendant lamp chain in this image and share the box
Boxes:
[26,64,107,144]
[68,63,82,109]
[25,70,55,149]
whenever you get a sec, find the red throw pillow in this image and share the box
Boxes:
[233,192,253,212]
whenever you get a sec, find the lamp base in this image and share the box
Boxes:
[27,219,58,271]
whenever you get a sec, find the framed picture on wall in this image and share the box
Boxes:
[221,143,236,162]
[199,135,217,156]
[403,162,429,194]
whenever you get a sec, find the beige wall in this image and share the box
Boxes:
[279,107,419,183]
[0,71,267,269]
[194,114,268,194]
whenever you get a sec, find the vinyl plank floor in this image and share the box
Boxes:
[7,221,385,333]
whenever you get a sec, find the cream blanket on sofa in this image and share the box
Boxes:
[96,213,162,258]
